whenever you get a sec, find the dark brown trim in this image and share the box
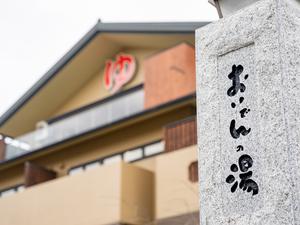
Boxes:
[164,116,197,152]
[157,211,199,225]
[165,115,196,129]
[24,162,57,187]
[104,213,200,225]
[188,161,199,183]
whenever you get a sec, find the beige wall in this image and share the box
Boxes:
[54,48,157,117]
[134,157,156,172]
[134,145,199,221]
[155,145,199,219]
[131,145,199,222]
[0,163,121,225]
[121,163,154,224]
[0,145,198,225]
[0,163,154,225]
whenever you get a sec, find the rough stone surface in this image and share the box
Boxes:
[195,0,300,224]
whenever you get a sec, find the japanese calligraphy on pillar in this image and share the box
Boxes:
[225,64,259,196]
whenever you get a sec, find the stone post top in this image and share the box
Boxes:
[209,0,300,18]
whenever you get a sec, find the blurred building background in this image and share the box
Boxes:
[0,21,208,225]
[0,0,217,117]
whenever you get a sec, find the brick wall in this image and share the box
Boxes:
[144,43,195,109]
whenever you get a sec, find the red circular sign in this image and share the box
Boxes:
[104,54,137,93]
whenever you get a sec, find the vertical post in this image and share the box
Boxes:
[196,0,300,224]
[0,134,6,161]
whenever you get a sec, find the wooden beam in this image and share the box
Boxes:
[24,162,57,187]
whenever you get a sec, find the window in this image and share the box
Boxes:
[69,166,84,176]
[85,161,101,171]
[1,189,16,197]
[103,155,122,165]
[16,185,25,193]
[144,142,164,156]
[68,140,164,175]
[124,148,143,162]
[0,184,24,198]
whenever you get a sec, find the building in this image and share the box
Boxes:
[0,22,208,225]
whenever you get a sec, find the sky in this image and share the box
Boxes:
[0,0,218,116]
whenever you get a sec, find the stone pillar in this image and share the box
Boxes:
[196,0,300,224]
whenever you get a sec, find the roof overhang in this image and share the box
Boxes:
[208,0,216,6]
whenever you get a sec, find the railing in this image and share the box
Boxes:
[68,140,164,175]
[0,184,24,198]
[4,87,144,160]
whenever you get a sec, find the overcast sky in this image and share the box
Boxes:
[0,0,217,116]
